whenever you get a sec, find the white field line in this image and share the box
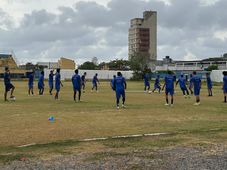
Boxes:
[17,132,170,148]
[16,128,225,148]
[17,143,37,148]
[80,137,108,142]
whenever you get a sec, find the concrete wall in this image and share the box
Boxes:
[44,69,133,80]
[210,70,227,82]
[155,65,203,71]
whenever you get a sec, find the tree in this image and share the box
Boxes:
[79,61,98,70]
[129,52,151,80]
[108,59,130,70]
[206,64,218,71]
[223,53,227,58]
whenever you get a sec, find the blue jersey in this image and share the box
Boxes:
[144,74,149,83]
[206,77,212,88]
[114,76,126,91]
[81,75,85,83]
[49,73,54,83]
[72,74,81,89]
[191,75,201,89]
[4,72,11,85]
[155,78,160,85]
[55,72,61,86]
[38,75,44,87]
[178,77,186,88]
[223,76,227,88]
[93,75,98,84]
[28,74,34,84]
[165,74,174,89]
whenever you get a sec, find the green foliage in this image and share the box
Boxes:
[79,61,98,70]
[223,53,227,58]
[206,64,218,71]
[129,53,151,80]
[108,59,130,70]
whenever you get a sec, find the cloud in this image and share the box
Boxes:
[0,0,227,65]
[0,8,14,30]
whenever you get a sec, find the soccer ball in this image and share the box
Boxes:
[10,96,16,101]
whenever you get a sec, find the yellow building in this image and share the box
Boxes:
[0,54,18,69]
[0,54,28,76]
[58,57,76,69]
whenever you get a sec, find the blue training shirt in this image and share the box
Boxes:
[178,77,186,88]
[111,78,115,88]
[223,76,227,88]
[38,75,44,85]
[206,77,212,87]
[165,74,174,89]
[49,73,54,83]
[155,78,160,85]
[4,72,10,85]
[93,75,98,84]
[72,74,81,89]
[28,74,34,84]
[191,75,201,89]
[114,76,126,91]
[144,74,149,83]
[55,72,61,87]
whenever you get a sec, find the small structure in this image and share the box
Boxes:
[0,53,28,78]
[0,54,18,69]
[58,57,76,69]
[36,62,59,69]
[156,56,227,71]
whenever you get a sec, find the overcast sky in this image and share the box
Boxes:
[0,0,227,64]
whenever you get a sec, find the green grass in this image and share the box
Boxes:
[0,80,227,164]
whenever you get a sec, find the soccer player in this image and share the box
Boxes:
[223,71,227,103]
[72,69,82,102]
[162,70,175,106]
[38,71,45,95]
[48,70,54,95]
[81,72,87,93]
[191,71,202,105]
[28,71,35,96]
[152,75,161,93]
[206,73,213,96]
[91,73,99,92]
[4,67,15,101]
[114,72,127,109]
[176,74,190,98]
[110,75,116,91]
[55,68,63,100]
[143,73,150,92]
[189,74,194,95]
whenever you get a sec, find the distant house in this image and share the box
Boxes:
[36,62,59,69]
[0,54,18,69]
[0,53,28,78]
[58,57,76,69]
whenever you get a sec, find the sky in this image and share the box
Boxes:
[0,0,227,64]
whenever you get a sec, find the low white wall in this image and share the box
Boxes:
[44,69,133,80]
[210,70,227,82]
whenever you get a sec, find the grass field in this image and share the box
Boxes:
[0,80,227,164]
